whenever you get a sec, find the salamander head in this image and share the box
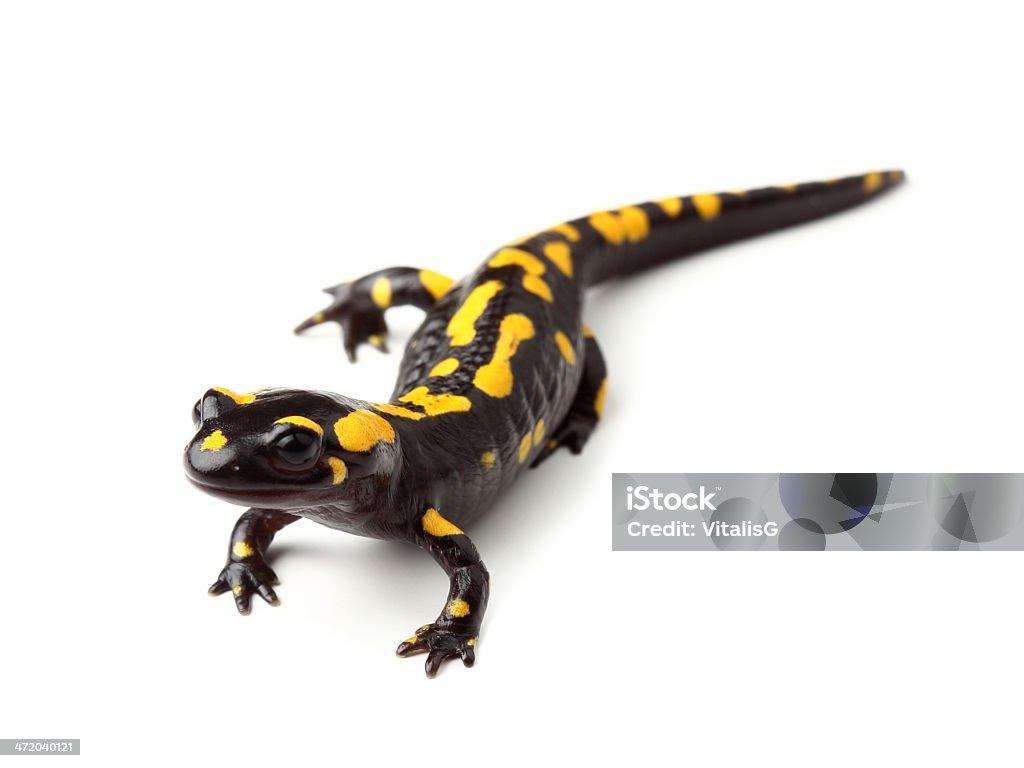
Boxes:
[183,387,399,509]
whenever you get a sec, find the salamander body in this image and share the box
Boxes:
[184,170,905,676]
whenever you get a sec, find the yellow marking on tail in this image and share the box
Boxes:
[550,222,581,242]
[657,197,683,218]
[533,419,546,446]
[543,241,573,277]
[691,194,722,220]
[863,172,882,192]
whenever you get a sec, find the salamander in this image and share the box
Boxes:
[184,170,905,676]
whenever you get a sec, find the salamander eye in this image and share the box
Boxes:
[191,400,202,428]
[271,430,322,469]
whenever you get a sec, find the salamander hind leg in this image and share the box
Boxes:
[208,509,300,614]
[396,508,489,678]
[532,328,608,467]
[294,267,454,362]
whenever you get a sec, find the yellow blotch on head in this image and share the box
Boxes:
[422,508,463,537]
[419,269,455,301]
[399,387,472,415]
[550,222,581,242]
[518,433,532,464]
[371,276,392,309]
[594,378,608,418]
[554,331,576,365]
[543,241,573,277]
[446,599,471,618]
[533,419,545,446]
[447,280,504,346]
[333,410,396,452]
[863,172,883,192]
[657,197,683,218]
[589,210,625,245]
[373,402,427,421]
[428,358,460,377]
[473,313,536,398]
[691,194,722,221]
[213,387,255,406]
[201,429,228,452]
[327,456,347,485]
[480,451,495,471]
[274,415,324,435]
[232,541,254,559]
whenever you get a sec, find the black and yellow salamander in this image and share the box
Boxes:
[184,170,905,677]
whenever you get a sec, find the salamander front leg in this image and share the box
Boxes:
[396,508,490,678]
[532,327,608,467]
[294,267,454,362]
[208,509,300,614]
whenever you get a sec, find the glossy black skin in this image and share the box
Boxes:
[184,170,905,676]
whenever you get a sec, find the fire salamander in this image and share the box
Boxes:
[184,170,905,676]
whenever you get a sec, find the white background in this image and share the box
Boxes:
[2,2,1022,765]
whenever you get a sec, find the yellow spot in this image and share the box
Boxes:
[889,170,905,183]
[533,419,545,446]
[480,451,495,471]
[473,314,536,398]
[779,183,798,192]
[200,430,228,452]
[619,206,650,242]
[582,325,593,338]
[232,541,254,559]
[863,172,882,192]
[213,387,255,405]
[657,197,683,218]
[274,415,324,435]
[370,276,392,309]
[522,274,553,302]
[547,439,557,449]
[333,410,396,452]
[231,585,243,595]
[422,508,463,537]
[447,280,504,346]
[518,433,532,464]
[327,456,347,484]
[589,210,625,245]
[404,636,418,645]
[373,402,426,421]
[428,358,460,377]
[550,222,581,242]
[691,194,722,220]
[312,311,325,323]
[543,241,573,277]
[467,638,477,647]
[399,387,472,415]
[490,248,553,303]
[419,269,454,301]
[446,599,471,618]
[368,334,385,348]
[594,378,608,417]
[554,331,576,365]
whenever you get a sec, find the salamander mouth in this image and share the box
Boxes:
[186,476,307,502]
